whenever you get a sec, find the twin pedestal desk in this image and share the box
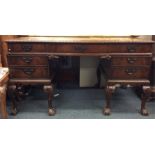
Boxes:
[5,36,154,116]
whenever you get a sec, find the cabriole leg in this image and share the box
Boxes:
[43,84,56,116]
[140,86,151,116]
[103,85,116,115]
[8,85,18,115]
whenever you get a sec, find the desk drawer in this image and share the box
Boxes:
[111,55,152,66]
[55,43,152,53]
[8,43,47,53]
[109,67,150,79]
[8,55,48,66]
[10,67,49,79]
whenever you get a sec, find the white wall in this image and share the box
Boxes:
[80,57,99,87]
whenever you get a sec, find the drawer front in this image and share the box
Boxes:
[55,43,152,53]
[8,43,47,53]
[9,67,49,79]
[109,67,150,79]
[111,56,152,66]
[8,55,48,66]
[8,42,153,53]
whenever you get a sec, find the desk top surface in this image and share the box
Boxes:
[5,36,155,43]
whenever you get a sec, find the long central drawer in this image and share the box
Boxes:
[8,42,152,53]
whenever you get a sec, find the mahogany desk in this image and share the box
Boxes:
[5,36,154,116]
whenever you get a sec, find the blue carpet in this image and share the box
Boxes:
[7,88,155,119]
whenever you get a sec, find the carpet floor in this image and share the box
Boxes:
[7,88,155,119]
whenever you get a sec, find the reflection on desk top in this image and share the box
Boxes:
[0,68,9,85]
[0,68,9,80]
[5,36,155,43]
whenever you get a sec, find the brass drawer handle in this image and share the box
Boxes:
[100,55,111,60]
[48,55,60,60]
[22,44,32,52]
[23,68,35,75]
[127,58,137,64]
[22,57,33,63]
[74,45,87,52]
[125,68,136,75]
[127,46,136,52]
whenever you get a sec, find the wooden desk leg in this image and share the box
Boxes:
[140,86,151,116]
[0,84,8,119]
[150,58,155,100]
[150,86,155,100]
[8,85,18,115]
[43,84,56,116]
[103,85,116,115]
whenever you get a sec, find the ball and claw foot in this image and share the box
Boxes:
[11,108,17,116]
[103,108,111,115]
[140,108,149,116]
[48,108,56,116]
